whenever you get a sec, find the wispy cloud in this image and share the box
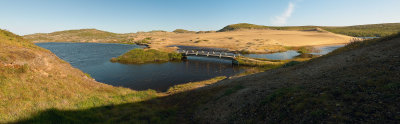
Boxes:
[271,2,295,26]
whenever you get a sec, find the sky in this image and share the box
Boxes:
[0,0,399,35]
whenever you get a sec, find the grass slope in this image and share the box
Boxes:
[194,33,400,123]
[0,29,158,123]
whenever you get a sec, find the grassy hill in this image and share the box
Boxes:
[23,29,133,43]
[322,23,400,37]
[218,23,400,37]
[218,23,270,32]
[0,29,159,123]
[193,32,400,123]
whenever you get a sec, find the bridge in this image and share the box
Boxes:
[176,49,279,66]
[177,49,240,60]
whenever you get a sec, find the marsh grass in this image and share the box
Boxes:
[111,48,183,64]
[166,76,226,94]
[234,54,313,67]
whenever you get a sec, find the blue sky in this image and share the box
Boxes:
[0,0,399,35]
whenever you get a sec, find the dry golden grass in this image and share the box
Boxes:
[166,76,226,94]
[24,29,354,53]
[130,29,354,53]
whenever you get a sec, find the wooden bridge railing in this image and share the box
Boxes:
[177,49,240,59]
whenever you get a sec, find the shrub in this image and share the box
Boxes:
[173,29,195,33]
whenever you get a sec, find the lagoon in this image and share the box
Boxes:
[36,42,243,91]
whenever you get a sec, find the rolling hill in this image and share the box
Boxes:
[23,29,133,43]
[219,23,400,37]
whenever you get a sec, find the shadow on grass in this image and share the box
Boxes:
[15,84,230,124]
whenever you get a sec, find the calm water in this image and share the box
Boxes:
[310,45,345,55]
[243,50,300,60]
[36,42,243,91]
[243,45,345,59]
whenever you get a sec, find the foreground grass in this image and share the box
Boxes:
[239,33,400,123]
[15,76,228,124]
[0,29,161,123]
[110,48,183,64]
[0,62,159,123]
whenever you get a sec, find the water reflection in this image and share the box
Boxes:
[243,50,300,60]
[243,45,345,59]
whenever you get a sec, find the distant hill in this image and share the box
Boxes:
[218,23,270,32]
[24,23,400,44]
[218,23,400,37]
[322,23,400,37]
[23,29,133,43]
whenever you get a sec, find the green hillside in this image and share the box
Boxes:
[23,29,133,43]
[218,23,400,37]
[322,23,400,37]
[218,23,270,32]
